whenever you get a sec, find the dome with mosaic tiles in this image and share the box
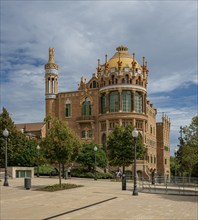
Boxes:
[108,45,142,70]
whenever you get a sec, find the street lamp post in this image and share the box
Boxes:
[174,147,178,182]
[94,146,98,181]
[3,128,9,186]
[132,128,139,196]
[36,145,40,177]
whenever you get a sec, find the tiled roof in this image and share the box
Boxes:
[15,122,45,132]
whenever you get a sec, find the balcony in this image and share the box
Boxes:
[76,116,96,123]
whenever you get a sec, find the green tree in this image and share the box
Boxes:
[176,116,198,177]
[107,125,145,174]
[41,118,82,186]
[77,143,107,172]
[0,107,38,167]
[170,156,180,177]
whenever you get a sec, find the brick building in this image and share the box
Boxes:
[44,46,170,178]
[15,122,46,140]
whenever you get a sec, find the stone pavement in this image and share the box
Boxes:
[0,177,197,220]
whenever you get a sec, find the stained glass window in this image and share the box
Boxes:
[122,91,131,112]
[101,94,106,114]
[82,97,91,116]
[110,91,119,112]
[135,92,142,113]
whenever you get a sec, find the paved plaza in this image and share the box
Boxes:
[1,177,197,220]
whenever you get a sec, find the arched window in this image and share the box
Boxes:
[150,125,152,134]
[48,78,51,93]
[52,78,55,93]
[110,91,119,112]
[65,99,71,117]
[135,92,142,113]
[81,130,86,138]
[101,78,104,87]
[93,80,97,88]
[112,75,115,84]
[82,97,91,116]
[87,130,92,138]
[101,94,106,114]
[122,91,131,112]
[125,75,129,84]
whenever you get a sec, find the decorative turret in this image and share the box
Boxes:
[117,52,122,72]
[97,59,101,75]
[45,48,59,119]
[131,53,136,74]
[45,48,58,99]
[104,54,109,71]
[94,46,148,90]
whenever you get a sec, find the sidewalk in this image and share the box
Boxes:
[1,177,198,220]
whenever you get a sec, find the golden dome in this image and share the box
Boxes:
[108,45,141,69]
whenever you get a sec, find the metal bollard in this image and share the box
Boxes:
[122,174,126,190]
[24,178,31,190]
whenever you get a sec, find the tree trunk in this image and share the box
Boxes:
[122,165,125,175]
[62,163,65,178]
[189,170,192,182]
[59,162,62,187]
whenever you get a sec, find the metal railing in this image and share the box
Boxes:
[137,176,198,195]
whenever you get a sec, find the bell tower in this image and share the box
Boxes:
[44,48,58,118]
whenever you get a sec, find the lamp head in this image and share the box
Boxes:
[94,146,98,152]
[3,128,9,137]
[132,128,138,138]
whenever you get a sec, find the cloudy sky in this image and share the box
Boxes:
[1,1,197,154]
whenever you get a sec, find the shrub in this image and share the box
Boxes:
[34,164,54,176]
[36,183,83,192]
[71,168,113,179]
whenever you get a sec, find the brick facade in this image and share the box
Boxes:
[44,46,170,178]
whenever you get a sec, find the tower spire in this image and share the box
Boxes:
[45,47,59,118]
[117,52,122,71]
[105,54,109,70]
[48,48,55,63]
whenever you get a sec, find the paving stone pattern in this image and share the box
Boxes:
[1,177,197,220]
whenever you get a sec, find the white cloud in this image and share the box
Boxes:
[1,1,197,151]
[148,68,197,94]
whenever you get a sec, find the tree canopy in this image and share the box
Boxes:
[107,125,145,173]
[41,118,82,185]
[176,116,198,177]
[0,107,38,167]
[77,143,107,172]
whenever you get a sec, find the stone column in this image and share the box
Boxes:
[144,93,147,114]
[99,94,101,114]
[142,93,145,114]
[46,77,49,94]
[106,92,110,113]
[106,119,109,136]
[142,120,145,144]
[132,118,136,127]
[118,89,122,112]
